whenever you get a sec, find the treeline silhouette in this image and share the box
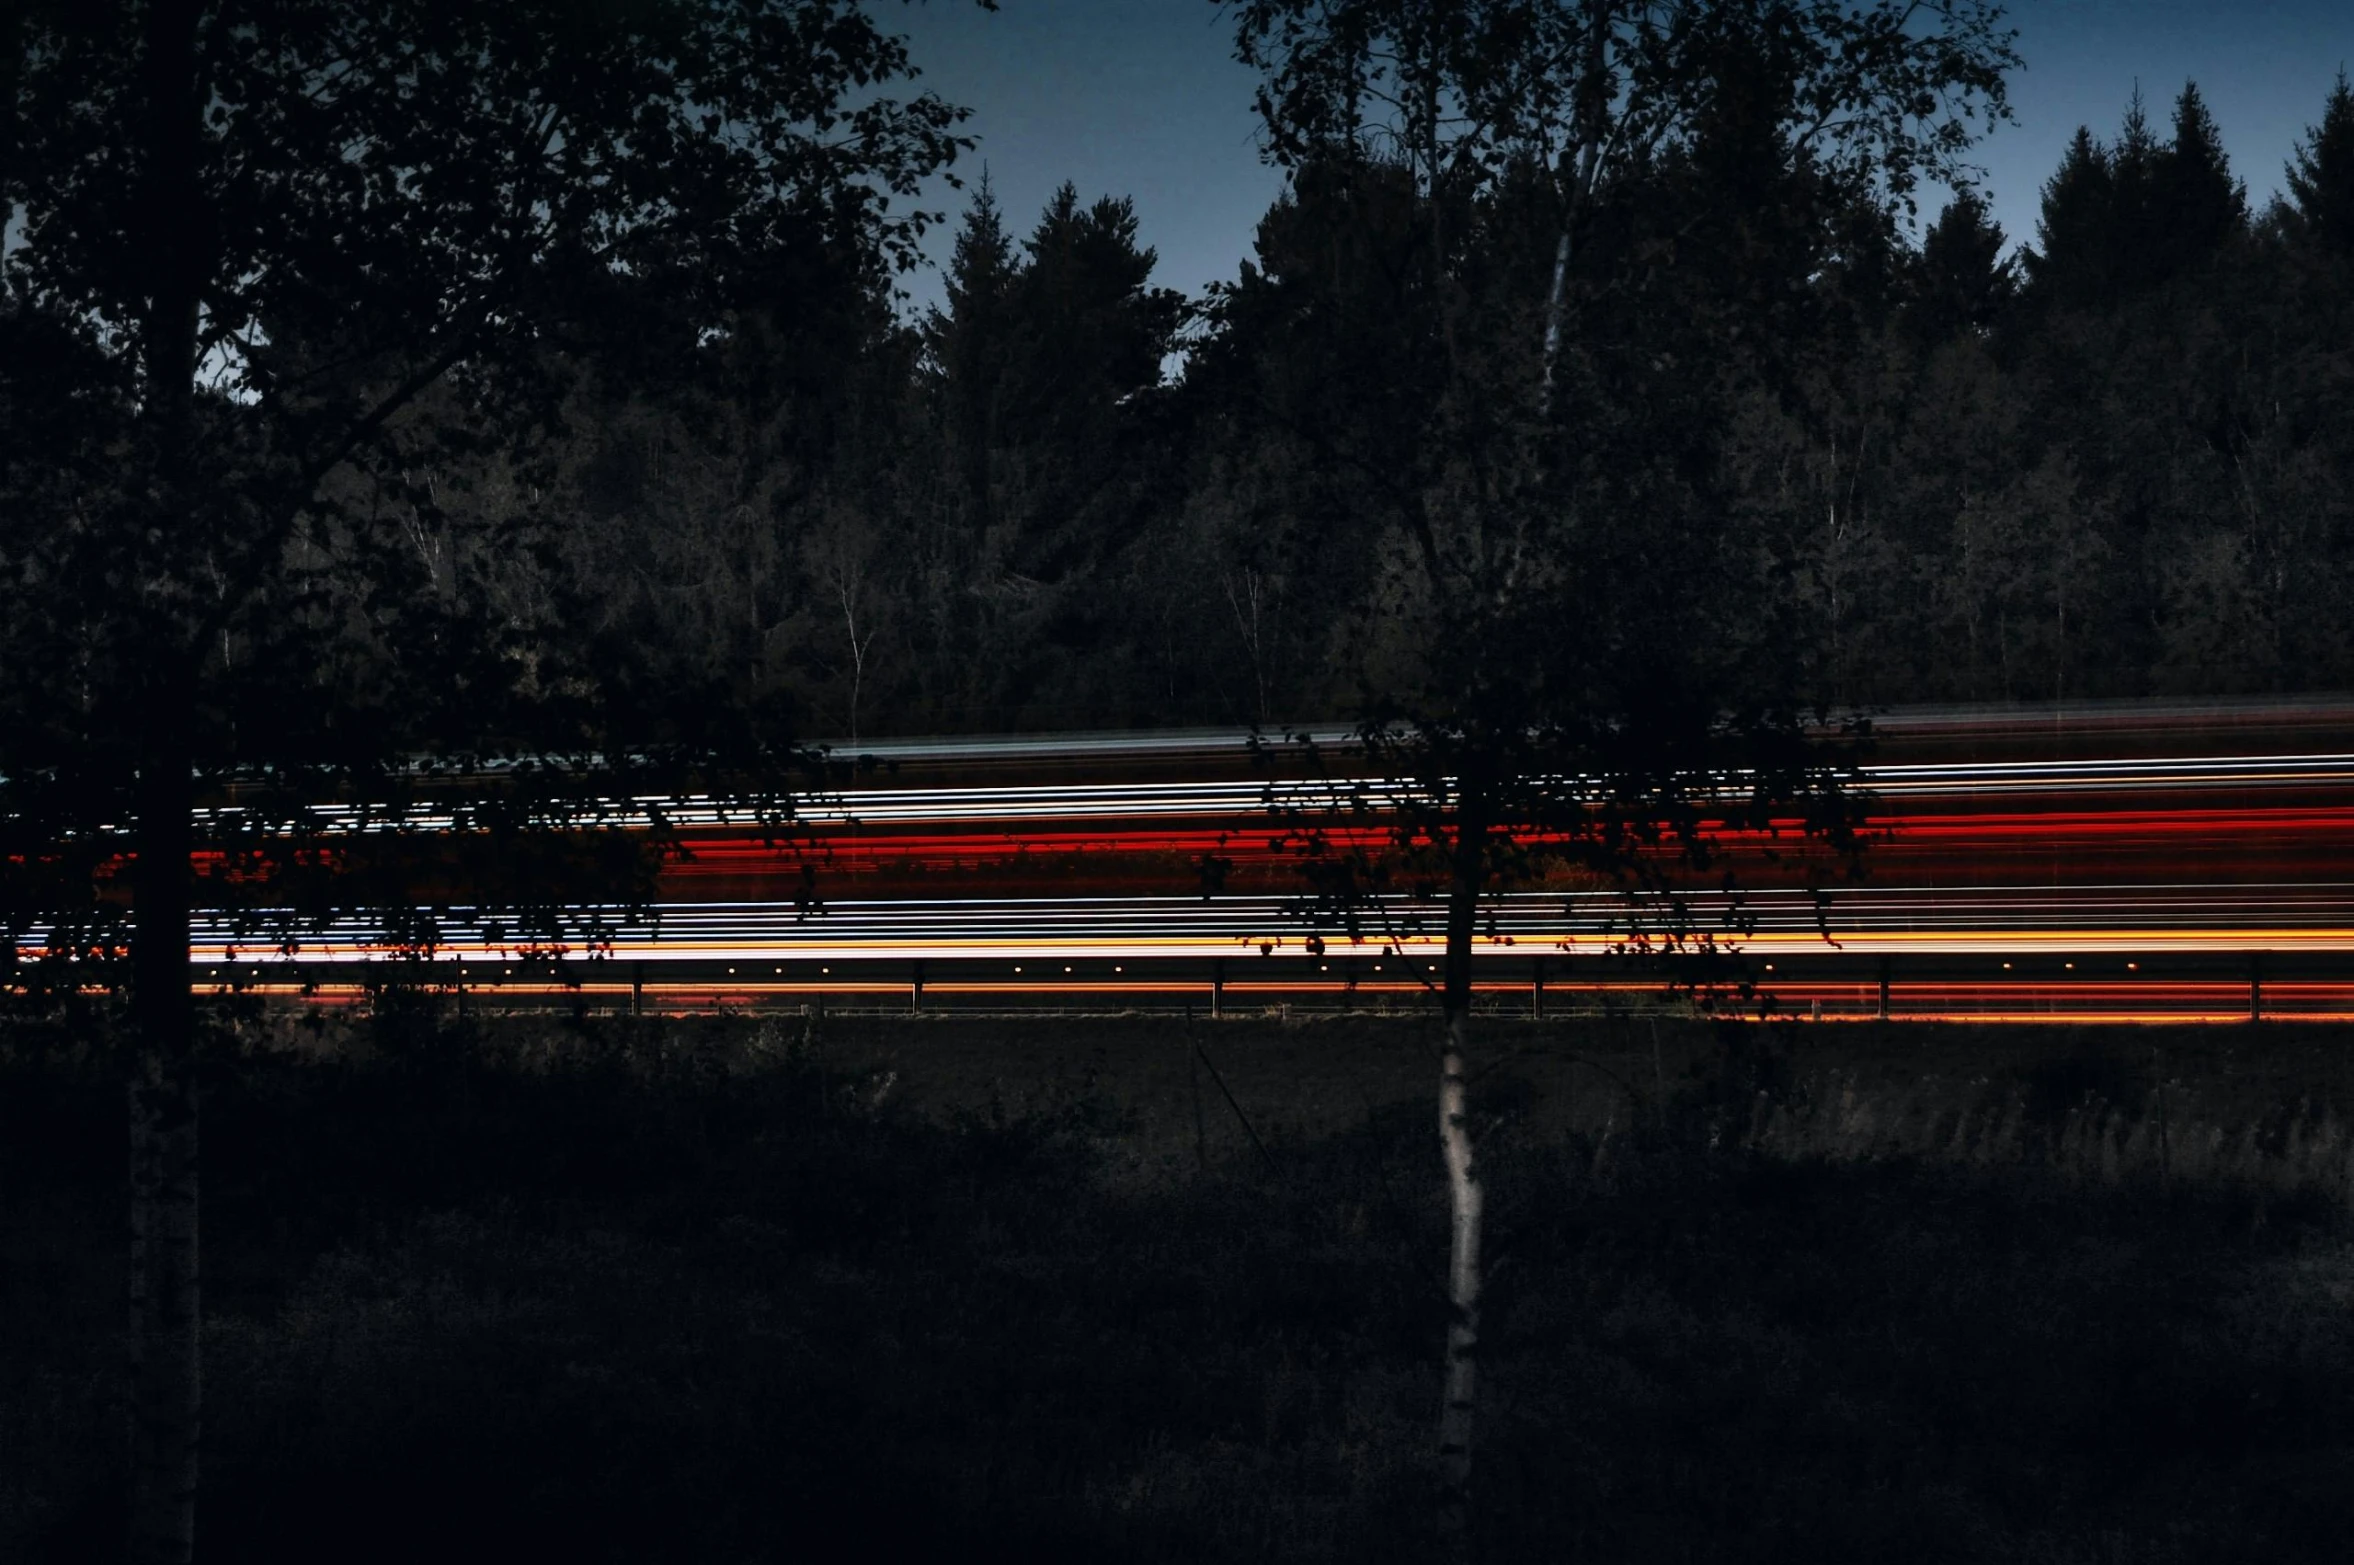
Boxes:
[171,73,2354,738]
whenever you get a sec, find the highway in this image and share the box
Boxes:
[172,696,2354,1022]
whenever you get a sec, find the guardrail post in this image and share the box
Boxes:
[1211,959,1224,1019]
[912,961,925,1014]
[2250,953,2263,1023]
[1531,958,1546,1020]
[631,961,644,1017]
[1877,956,1891,1022]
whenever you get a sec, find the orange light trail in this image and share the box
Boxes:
[42,722,2354,1020]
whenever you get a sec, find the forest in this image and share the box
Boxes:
[429,74,2354,741]
[12,33,2351,759]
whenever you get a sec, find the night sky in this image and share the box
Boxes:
[885,0,2354,316]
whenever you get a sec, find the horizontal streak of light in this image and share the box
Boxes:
[169,752,2354,836]
[158,703,2354,797]
[142,880,2354,950]
[85,880,2354,965]
[649,807,2354,862]
[194,981,2354,1026]
[166,929,2354,964]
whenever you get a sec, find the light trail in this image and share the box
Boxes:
[27,702,2354,1019]
[179,886,2354,965]
[181,752,2354,835]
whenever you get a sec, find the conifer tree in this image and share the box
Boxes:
[2286,69,2354,255]
[1007,185,1180,436]
[2155,81,2247,274]
[1913,188,2015,339]
[2026,125,2114,308]
[929,170,1018,537]
[994,183,1182,583]
[2028,83,2241,305]
[2107,85,2165,287]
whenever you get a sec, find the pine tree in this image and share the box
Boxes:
[2025,125,2114,308]
[944,168,1016,320]
[1913,188,2015,339]
[927,170,1017,535]
[2108,86,2166,291]
[2154,81,2247,274]
[913,179,1185,719]
[993,183,1182,581]
[2025,83,2244,307]
[2286,70,2354,255]
[1011,182,1176,420]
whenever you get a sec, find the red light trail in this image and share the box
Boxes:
[126,700,2354,1020]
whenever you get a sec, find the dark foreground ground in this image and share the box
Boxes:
[10,1005,2354,1562]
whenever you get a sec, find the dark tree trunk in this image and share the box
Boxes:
[127,736,198,1565]
[126,4,206,1559]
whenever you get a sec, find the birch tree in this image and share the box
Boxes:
[1222,0,2016,1549]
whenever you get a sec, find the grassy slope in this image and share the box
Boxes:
[8,1009,2354,1562]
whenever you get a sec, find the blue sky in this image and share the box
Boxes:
[882,0,2354,315]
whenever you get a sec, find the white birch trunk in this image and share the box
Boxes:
[1435,995,1484,1544]
[1540,225,1574,414]
[1434,808,1489,1553]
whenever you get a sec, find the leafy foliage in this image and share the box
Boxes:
[1,0,979,986]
